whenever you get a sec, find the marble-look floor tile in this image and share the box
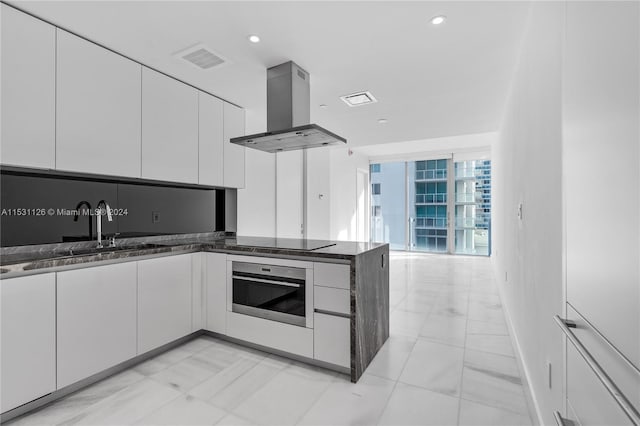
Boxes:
[461,349,529,415]
[231,363,335,425]
[389,310,428,338]
[215,414,255,426]
[465,334,515,357]
[467,319,508,336]
[467,303,507,325]
[149,354,223,392]
[365,335,416,381]
[297,373,395,426]
[6,370,145,426]
[189,357,260,401]
[134,347,193,376]
[59,379,181,425]
[179,336,217,354]
[398,339,464,397]
[378,382,459,426]
[458,398,532,426]
[136,394,226,425]
[420,313,468,347]
[207,357,288,411]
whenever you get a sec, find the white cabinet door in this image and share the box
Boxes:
[199,92,224,186]
[0,5,55,169]
[57,262,137,388]
[138,254,193,353]
[142,68,198,184]
[205,253,227,334]
[313,312,350,368]
[223,102,246,188]
[1,273,56,412]
[56,30,141,178]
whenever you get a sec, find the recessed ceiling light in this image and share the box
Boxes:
[319,104,328,109]
[340,91,378,107]
[431,15,446,25]
[248,35,261,43]
[378,118,388,124]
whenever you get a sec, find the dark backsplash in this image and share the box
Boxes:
[0,172,221,246]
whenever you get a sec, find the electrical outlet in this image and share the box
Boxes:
[152,211,160,223]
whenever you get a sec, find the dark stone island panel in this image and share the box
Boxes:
[352,243,390,382]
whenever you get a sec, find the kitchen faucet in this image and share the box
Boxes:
[95,199,113,248]
[73,200,93,240]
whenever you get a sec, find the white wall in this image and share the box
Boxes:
[329,147,369,241]
[491,3,564,425]
[237,148,276,237]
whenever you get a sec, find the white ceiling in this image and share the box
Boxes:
[8,1,530,148]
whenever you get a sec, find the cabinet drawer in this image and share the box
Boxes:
[314,262,350,289]
[314,286,350,316]
[313,312,350,368]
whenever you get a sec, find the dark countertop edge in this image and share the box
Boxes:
[1,242,389,278]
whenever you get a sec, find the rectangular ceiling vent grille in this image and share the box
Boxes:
[175,44,228,70]
[340,91,377,107]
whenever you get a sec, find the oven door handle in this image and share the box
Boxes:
[232,275,302,288]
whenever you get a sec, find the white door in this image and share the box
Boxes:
[141,67,198,184]
[356,168,369,242]
[56,30,141,177]
[1,4,55,169]
[198,92,224,186]
[57,262,137,388]
[1,273,56,412]
[138,254,193,353]
[276,150,304,238]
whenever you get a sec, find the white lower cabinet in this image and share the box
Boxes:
[138,254,193,353]
[313,312,350,368]
[57,263,137,388]
[1,273,56,412]
[205,253,227,334]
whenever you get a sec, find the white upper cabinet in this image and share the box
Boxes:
[223,102,246,188]
[56,30,142,177]
[1,273,56,412]
[198,92,224,186]
[1,5,55,169]
[142,67,198,184]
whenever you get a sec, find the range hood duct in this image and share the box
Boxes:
[230,61,346,153]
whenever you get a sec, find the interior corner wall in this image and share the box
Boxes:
[329,147,369,241]
[237,148,276,237]
[491,2,564,425]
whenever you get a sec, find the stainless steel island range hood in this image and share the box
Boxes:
[230,61,346,153]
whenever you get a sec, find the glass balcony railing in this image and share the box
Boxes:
[455,192,482,203]
[415,170,447,180]
[455,167,477,178]
[415,193,447,204]
[415,217,447,228]
[455,217,476,228]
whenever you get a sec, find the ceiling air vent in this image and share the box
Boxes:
[340,91,377,107]
[175,43,228,70]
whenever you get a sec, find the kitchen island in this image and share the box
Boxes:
[0,234,389,420]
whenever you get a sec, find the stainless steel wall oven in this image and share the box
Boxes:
[231,261,310,327]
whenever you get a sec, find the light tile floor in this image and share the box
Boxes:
[8,253,536,426]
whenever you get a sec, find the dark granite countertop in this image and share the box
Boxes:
[0,234,388,277]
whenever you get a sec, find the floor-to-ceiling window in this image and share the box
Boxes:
[454,160,491,256]
[370,157,491,255]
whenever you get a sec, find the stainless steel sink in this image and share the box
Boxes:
[64,242,167,257]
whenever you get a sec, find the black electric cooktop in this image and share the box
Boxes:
[228,237,336,252]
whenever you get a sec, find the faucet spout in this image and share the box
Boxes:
[96,200,113,248]
[74,200,93,240]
